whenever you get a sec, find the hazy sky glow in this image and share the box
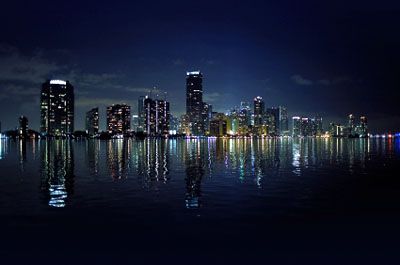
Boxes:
[0,0,399,132]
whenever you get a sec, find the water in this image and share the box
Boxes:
[0,138,399,264]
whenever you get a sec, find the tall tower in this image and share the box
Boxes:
[253,96,265,127]
[106,104,131,134]
[40,80,74,136]
[85,107,99,135]
[186,71,204,136]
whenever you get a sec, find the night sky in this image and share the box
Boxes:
[0,0,399,133]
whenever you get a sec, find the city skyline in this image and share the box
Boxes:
[1,1,399,133]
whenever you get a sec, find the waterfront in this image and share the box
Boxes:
[0,138,399,264]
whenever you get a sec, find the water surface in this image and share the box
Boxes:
[0,138,399,264]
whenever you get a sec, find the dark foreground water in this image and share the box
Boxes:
[0,138,399,265]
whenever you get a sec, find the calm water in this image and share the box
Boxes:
[0,138,400,265]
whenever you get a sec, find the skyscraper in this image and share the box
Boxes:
[279,106,289,135]
[266,107,279,135]
[19,116,29,138]
[140,96,170,136]
[106,104,131,134]
[253,96,265,127]
[154,99,170,136]
[137,96,146,132]
[40,80,74,136]
[348,114,355,136]
[186,71,204,135]
[85,107,99,135]
[292,117,301,137]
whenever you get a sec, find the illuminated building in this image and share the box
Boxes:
[40,80,74,136]
[140,96,170,136]
[209,113,227,137]
[19,116,29,138]
[253,96,265,127]
[356,116,368,137]
[202,103,212,134]
[85,107,99,135]
[348,114,356,136]
[179,114,191,135]
[186,71,204,135]
[106,104,131,134]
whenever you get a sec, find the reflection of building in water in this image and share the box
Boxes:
[106,139,132,179]
[86,140,100,176]
[0,139,8,160]
[131,139,170,187]
[18,140,27,171]
[40,140,74,208]
[184,140,206,208]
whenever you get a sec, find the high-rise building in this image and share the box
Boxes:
[132,115,139,132]
[209,113,227,137]
[266,107,279,135]
[106,104,131,134]
[137,96,146,132]
[140,96,170,136]
[253,96,265,127]
[202,103,212,134]
[186,71,204,135]
[154,99,170,136]
[292,116,317,136]
[292,117,301,137]
[348,114,355,136]
[85,107,99,135]
[357,116,368,137]
[313,116,323,135]
[19,116,29,138]
[40,80,74,136]
[279,106,289,135]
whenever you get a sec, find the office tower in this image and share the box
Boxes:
[210,113,227,137]
[19,116,29,138]
[40,80,74,136]
[169,115,179,135]
[106,104,131,134]
[279,106,289,135]
[253,96,265,128]
[292,117,301,137]
[85,107,99,135]
[137,96,146,132]
[154,99,170,136]
[266,107,279,135]
[202,103,212,134]
[314,116,323,135]
[186,71,204,135]
[348,114,355,136]
[179,114,191,135]
[358,116,368,137]
[141,96,170,136]
[132,115,139,132]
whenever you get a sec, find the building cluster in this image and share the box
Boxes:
[176,71,289,137]
[0,73,370,139]
[292,116,323,137]
[329,114,368,138]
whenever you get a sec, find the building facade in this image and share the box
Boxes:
[85,107,99,135]
[106,104,131,134]
[40,80,74,136]
[186,71,204,135]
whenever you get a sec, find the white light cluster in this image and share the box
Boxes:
[187,71,201,76]
[50,80,67,85]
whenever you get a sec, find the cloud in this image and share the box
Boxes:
[317,79,331,86]
[173,59,185,66]
[75,97,132,108]
[204,92,222,103]
[0,43,62,84]
[291,74,313,86]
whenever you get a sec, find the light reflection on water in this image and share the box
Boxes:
[0,138,398,210]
